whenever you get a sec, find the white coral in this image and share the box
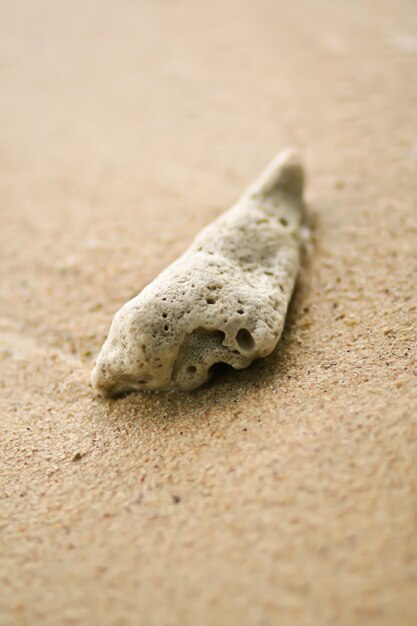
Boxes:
[91,149,306,394]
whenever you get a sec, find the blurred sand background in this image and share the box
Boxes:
[1,0,417,625]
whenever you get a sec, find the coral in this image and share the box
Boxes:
[91,149,306,394]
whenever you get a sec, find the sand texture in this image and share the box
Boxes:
[1,1,417,625]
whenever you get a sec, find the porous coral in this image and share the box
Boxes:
[91,149,306,394]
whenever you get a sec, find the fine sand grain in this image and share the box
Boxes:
[1,1,417,625]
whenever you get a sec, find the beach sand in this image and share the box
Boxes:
[1,1,416,624]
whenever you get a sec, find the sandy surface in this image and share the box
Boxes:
[1,1,417,625]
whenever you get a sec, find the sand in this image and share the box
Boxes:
[1,1,416,625]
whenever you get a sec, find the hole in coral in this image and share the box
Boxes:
[187,365,197,374]
[236,328,255,352]
[279,217,288,227]
[206,298,216,305]
[164,325,169,331]
[237,309,244,315]
[162,312,168,318]
[208,362,235,379]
